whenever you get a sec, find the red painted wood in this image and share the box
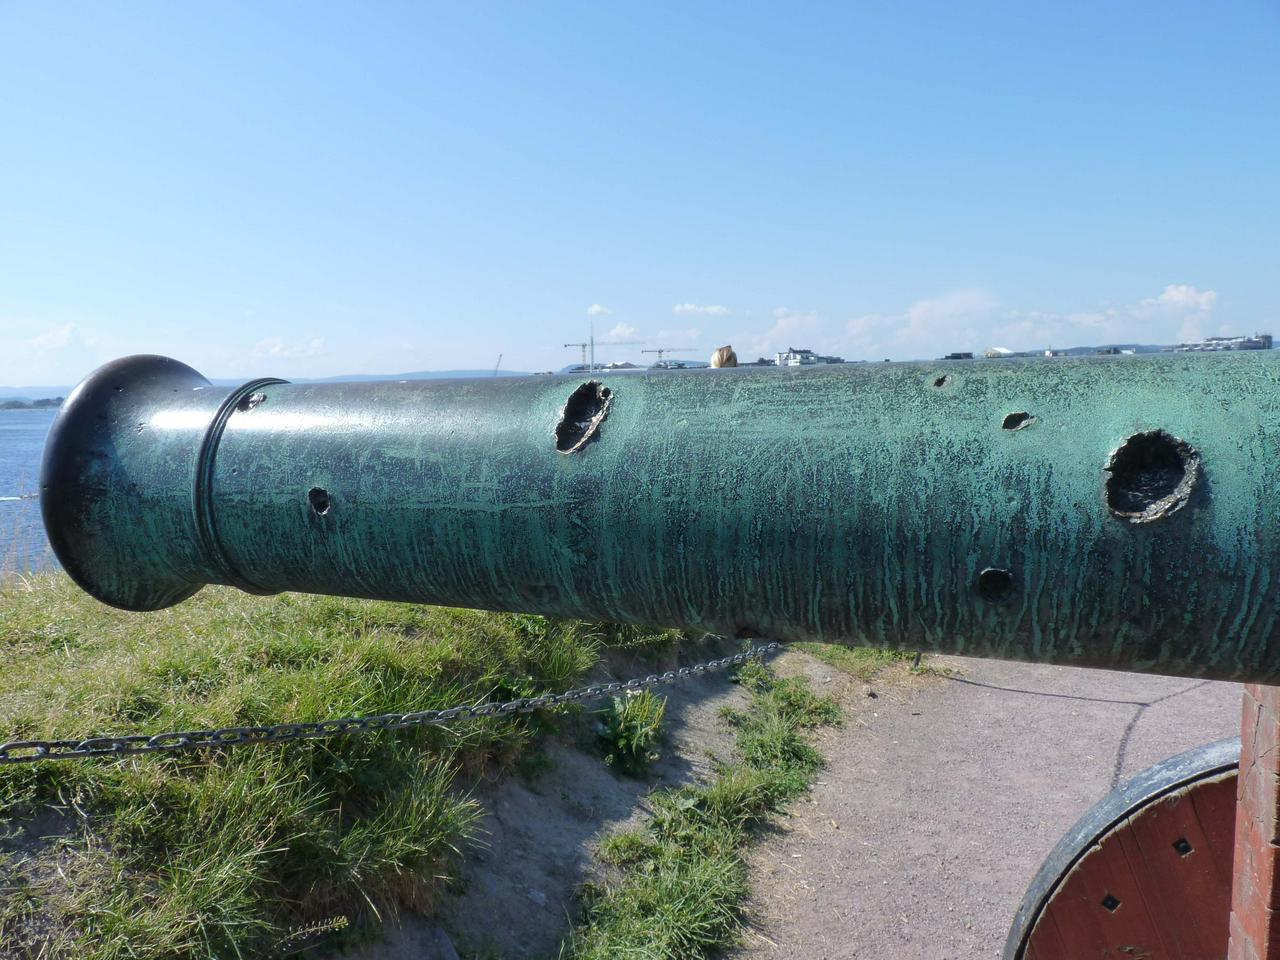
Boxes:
[1196,774,1242,883]
[1122,778,1234,956]
[1228,684,1280,960]
[1024,771,1237,958]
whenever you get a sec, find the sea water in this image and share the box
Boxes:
[0,407,58,575]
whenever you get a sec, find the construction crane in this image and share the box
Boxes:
[563,326,642,372]
[641,347,697,362]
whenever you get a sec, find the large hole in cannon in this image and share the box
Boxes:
[977,567,1016,603]
[1105,430,1199,524]
[555,381,612,453]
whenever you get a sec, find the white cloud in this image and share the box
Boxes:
[1143,284,1217,314]
[836,283,1224,360]
[898,289,995,350]
[1134,284,1218,343]
[673,303,729,316]
[24,323,76,351]
[587,303,612,317]
[252,336,327,360]
[606,322,638,340]
[0,320,104,386]
[841,291,996,360]
[738,307,823,358]
[987,283,1221,351]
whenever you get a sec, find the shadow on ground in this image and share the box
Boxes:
[342,635,755,960]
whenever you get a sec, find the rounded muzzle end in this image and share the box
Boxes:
[40,354,214,611]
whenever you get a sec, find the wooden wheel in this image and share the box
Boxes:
[1005,739,1239,960]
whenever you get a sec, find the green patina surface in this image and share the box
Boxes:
[41,352,1280,682]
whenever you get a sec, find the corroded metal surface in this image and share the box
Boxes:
[40,352,1280,681]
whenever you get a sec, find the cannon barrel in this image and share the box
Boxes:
[40,352,1280,682]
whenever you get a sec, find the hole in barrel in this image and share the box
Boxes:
[1105,430,1200,523]
[308,487,331,516]
[555,381,612,453]
[237,392,266,413]
[1002,412,1034,431]
[977,567,1016,603]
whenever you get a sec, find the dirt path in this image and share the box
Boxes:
[736,651,1242,960]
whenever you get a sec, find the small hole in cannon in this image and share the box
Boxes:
[1002,412,1034,431]
[1105,430,1199,523]
[556,381,613,453]
[308,487,331,516]
[1172,837,1193,857]
[933,375,950,388]
[237,392,266,413]
[977,567,1015,603]
[1101,893,1121,913]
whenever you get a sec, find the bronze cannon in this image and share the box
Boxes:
[40,350,1280,683]
[35,350,1280,957]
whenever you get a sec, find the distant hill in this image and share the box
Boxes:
[0,386,71,402]
[1055,343,1170,356]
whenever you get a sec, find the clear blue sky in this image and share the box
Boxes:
[2,1,1276,385]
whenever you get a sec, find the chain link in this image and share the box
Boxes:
[0,642,780,765]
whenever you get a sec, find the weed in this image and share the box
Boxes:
[595,622,683,657]
[595,690,665,775]
[729,655,771,692]
[595,829,658,867]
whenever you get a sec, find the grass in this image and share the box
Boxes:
[0,573,655,960]
[561,659,841,960]
[0,563,916,959]
[792,641,922,679]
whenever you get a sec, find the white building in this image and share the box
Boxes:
[775,347,845,366]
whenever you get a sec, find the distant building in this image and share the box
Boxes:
[984,346,1065,359]
[740,356,777,367]
[941,351,974,360]
[1172,333,1273,352]
[557,361,642,375]
[648,359,709,370]
[775,346,846,366]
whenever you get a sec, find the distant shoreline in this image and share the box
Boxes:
[0,399,63,411]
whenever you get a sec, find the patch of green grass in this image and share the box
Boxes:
[595,690,666,775]
[563,662,840,960]
[792,641,919,680]
[0,573,676,960]
[594,622,684,656]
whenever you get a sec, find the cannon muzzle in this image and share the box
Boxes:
[40,352,1280,682]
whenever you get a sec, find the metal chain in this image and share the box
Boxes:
[0,642,779,765]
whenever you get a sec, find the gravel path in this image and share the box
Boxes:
[736,651,1242,960]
